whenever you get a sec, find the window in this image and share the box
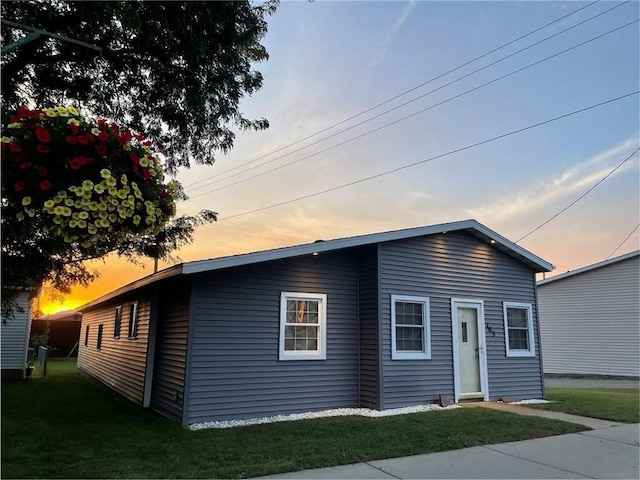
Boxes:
[391,295,431,360]
[503,302,535,357]
[113,306,122,338]
[84,325,89,346]
[279,292,327,360]
[96,324,103,350]
[127,302,139,339]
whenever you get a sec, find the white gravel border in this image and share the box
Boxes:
[189,404,460,430]
[509,399,552,405]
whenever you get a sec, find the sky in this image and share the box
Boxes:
[38,0,640,314]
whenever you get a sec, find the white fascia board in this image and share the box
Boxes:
[183,219,553,275]
[537,250,640,286]
[80,219,553,311]
[468,222,554,272]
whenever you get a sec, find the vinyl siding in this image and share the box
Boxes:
[538,255,640,377]
[358,246,379,409]
[186,250,360,423]
[150,282,191,421]
[379,231,542,407]
[77,296,150,404]
[1,291,33,374]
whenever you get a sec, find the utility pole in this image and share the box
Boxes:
[1,19,102,55]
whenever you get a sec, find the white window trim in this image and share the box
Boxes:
[279,292,327,361]
[503,301,535,357]
[391,294,431,360]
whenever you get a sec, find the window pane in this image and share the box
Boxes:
[308,339,317,350]
[308,301,318,313]
[285,339,294,350]
[396,326,423,352]
[509,328,530,350]
[295,339,306,350]
[507,308,528,328]
[396,302,424,326]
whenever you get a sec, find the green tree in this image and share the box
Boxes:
[1,1,277,314]
[1,0,277,173]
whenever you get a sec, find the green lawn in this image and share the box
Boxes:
[2,359,586,479]
[533,387,640,423]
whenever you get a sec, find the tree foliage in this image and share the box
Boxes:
[1,106,216,315]
[1,0,277,173]
[0,1,277,314]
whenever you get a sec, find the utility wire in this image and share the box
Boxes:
[516,148,640,243]
[606,223,640,259]
[184,0,607,190]
[215,91,638,222]
[189,1,629,195]
[189,19,639,200]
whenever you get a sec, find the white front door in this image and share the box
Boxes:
[452,300,488,401]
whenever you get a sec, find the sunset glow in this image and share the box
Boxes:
[36,1,639,315]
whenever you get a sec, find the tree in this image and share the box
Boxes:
[1,106,215,317]
[1,0,277,173]
[1,1,276,314]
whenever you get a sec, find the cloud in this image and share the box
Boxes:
[468,137,639,223]
[369,1,417,68]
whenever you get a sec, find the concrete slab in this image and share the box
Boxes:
[488,432,640,479]
[254,462,396,479]
[581,423,640,446]
[369,446,588,479]
[466,402,623,429]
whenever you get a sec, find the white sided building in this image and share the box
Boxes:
[537,251,639,378]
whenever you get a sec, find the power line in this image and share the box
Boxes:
[516,148,640,243]
[606,223,640,259]
[215,91,638,222]
[184,0,608,190]
[189,19,638,200]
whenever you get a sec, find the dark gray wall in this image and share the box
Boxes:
[186,250,360,423]
[358,246,379,409]
[378,231,543,407]
[150,282,191,421]
[77,295,151,405]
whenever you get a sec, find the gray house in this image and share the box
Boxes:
[77,219,553,426]
[538,251,639,378]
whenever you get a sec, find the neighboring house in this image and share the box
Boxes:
[31,311,82,358]
[1,289,35,379]
[538,251,640,378]
[77,219,553,426]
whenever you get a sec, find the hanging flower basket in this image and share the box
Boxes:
[1,106,179,250]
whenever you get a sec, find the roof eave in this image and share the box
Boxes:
[78,264,184,311]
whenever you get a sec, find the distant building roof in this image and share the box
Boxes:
[537,250,639,286]
[35,310,82,322]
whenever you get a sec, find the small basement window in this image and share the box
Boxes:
[503,302,535,357]
[391,295,431,360]
[279,292,327,360]
[127,302,139,339]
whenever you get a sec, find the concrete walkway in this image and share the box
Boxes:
[257,407,639,479]
[463,401,625,429]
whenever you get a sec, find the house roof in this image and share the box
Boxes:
[80,219,553,311]
[537,250,639,287]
